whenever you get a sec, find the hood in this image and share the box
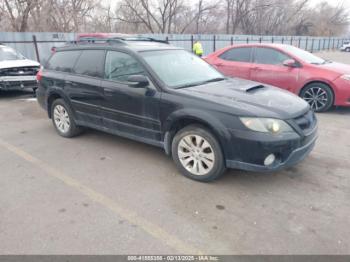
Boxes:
[314,62,350,75]
[0,59,40,70]
[177,78,309,119]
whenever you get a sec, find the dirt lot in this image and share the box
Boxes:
[0,51,349,255]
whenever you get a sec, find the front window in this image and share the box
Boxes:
[140,50,224,88]
[282,45,328,65]
[0,46,25,61]
[254,47,290,65]
[105,51,145,82]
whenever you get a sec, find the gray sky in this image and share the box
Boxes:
[103,0,350,9]
[309,0,350,8]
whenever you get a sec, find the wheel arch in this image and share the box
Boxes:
[46,90,71,119]
[299,80,335,99]
[299,80,336,111]
[163,111,230,158]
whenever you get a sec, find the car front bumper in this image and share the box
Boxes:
[225,125,318,172]
[0,75,37,90]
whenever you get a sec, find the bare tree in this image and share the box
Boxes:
[3,0,39,32]
[0,0,348,36]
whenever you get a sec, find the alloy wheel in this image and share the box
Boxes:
[177,134,215,176]
[53,105,71,133]
[302,86,329,111]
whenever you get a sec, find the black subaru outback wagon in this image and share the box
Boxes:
[36,37,318,182]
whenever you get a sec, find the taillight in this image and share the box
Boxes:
[36,69,43,81]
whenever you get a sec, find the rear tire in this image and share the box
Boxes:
[51,99,82,138]
[171,124,226,182]
[300,83,334,112]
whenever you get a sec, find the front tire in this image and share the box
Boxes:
[346,47,350,52]
[300,83,334,112]
[51,99,82,138]
[171,125,226,182]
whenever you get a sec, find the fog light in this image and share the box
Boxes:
[264,154,276,166]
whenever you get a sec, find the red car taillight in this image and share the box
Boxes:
[36,69,43,81]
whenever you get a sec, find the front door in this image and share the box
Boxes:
[251,47,300,92]
[100,50,161,143]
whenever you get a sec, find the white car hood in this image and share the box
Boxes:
[0,59,40,70]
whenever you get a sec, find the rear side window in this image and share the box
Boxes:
[105,51,145,82]
[254,48,290,65]
[46,51,81,73]
[219,47,252,62]
[74,50,105,78]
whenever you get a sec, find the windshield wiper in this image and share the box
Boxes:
[202,77,226,84]
[311,60,332,65]
[175,77,226,89]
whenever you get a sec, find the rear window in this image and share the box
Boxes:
[219,47,252,62]
[46,51,81,73]
[73,50,105,78]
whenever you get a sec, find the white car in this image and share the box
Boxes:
[340,41,350,52]
[0,45,40,92]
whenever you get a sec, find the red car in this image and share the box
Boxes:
[205,44,350,112]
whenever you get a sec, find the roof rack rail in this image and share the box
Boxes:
[68,36,169,46]
[124,37,169,44]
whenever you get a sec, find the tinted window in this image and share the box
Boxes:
[46,51,81,72]
[74,50,105,78]
[219,47,252,62]
[105,51,145,82]
[254,48,290,65]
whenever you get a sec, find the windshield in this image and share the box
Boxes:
[0,46,25,61]
[282,45,328,65]
[141,50,224,88]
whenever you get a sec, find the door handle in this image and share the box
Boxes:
[65,80,77,86]
[104,88,114,96]
[215,63,223,66]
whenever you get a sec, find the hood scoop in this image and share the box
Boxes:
[245,85,266,92]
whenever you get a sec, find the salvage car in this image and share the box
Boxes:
[0,45,40,93]
[36,37,318,182]
[340,41,350,52]
[205,43,350,112]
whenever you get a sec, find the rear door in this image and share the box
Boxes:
[100,50,161,143]
[251,47,300,91]
[65,49,105,126]
[212,47,254,79]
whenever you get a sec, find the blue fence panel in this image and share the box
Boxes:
[1,32,348,64]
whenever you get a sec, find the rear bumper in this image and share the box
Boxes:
[0,75,37,90]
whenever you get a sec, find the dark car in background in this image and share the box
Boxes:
[205,44,350,112]
[36,37,317,182]
[0,44,40,93]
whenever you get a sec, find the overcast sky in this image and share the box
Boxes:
[310,0,350,8]
[103,0,350,9]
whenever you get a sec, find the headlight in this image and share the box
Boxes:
[341,75,350,81]
[240,117,294,134]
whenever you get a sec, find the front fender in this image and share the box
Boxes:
[163,108,233,157]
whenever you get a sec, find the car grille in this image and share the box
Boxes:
[293,110,317,134]
[0,66,40,76]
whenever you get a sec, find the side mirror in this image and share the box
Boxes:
[283,59,298,68]
[127,75,149,88]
